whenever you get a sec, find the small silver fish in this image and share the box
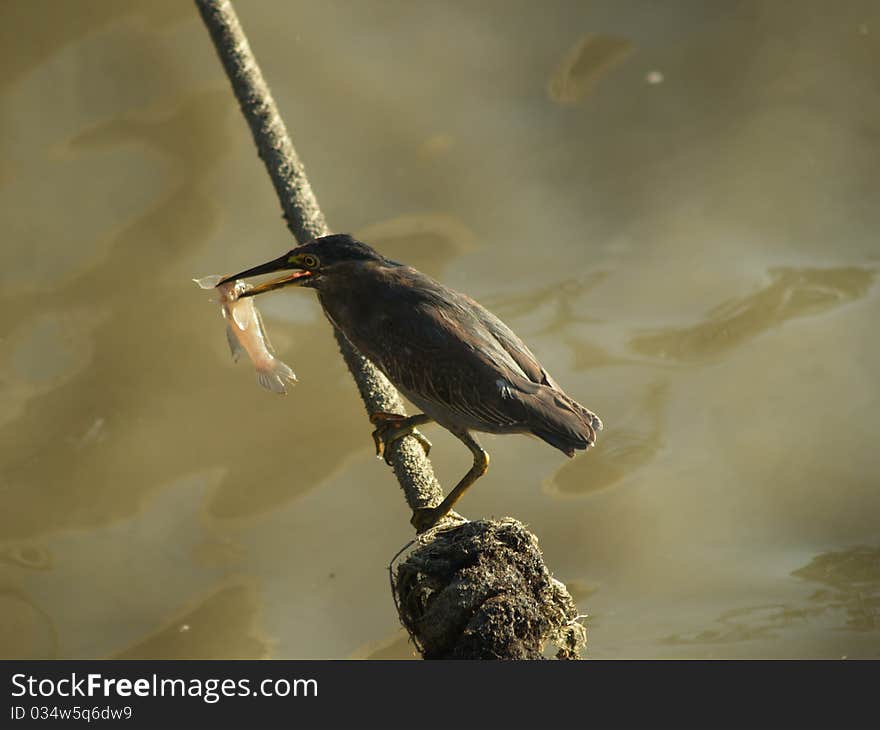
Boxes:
[194,274,297,394]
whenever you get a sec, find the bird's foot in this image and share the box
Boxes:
[370,412,432,466]
[410,506,443,534]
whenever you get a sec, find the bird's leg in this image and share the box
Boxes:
[370,412,433,466]
[411,431,489,533]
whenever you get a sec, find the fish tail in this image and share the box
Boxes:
[255,358,298,394]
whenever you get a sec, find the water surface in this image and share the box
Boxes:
[1,0,878,659]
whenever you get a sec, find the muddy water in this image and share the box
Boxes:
[1,0,878,659]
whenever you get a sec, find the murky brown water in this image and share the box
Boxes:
[2,0,878,659]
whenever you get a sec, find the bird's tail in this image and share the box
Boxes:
[527,386,603,458]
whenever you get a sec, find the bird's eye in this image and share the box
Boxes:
[301,254,319,269]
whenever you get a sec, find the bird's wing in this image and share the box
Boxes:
[404,280,602,442]
[371,292,523,428]
[386,266,557,389]
[462,294,561,390]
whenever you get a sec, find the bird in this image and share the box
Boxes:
[219,233,602,532]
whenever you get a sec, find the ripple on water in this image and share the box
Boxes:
[548,34,634,105]
[662,546,880,647]
[113,584,270,660]
[0,308,107,429]
[0,543,53,571]
[1,21,177,295]
[630,267,876,363]
[356,213,478,275]
[0,592,57,659]
[544,382,667,497]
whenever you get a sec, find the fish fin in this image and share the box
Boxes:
[251,306,276,354]
[255,359,298,394]
[273,359,298,385]
[232,305,248,331]
[225,323,245,363]
[193,274,223,289]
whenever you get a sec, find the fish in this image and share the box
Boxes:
[194,274,297,394]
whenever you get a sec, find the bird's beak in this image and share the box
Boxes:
[218,253,314,297]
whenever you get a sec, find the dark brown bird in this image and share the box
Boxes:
[220,234,602,532]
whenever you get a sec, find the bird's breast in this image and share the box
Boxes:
[318,292,392,361]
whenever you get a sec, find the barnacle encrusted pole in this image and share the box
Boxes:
[194,0,584,659]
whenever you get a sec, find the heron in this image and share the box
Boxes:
[219,234,602,532]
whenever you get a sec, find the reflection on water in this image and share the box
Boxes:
[548,34,634,105]
[663,603,822,646]
[2,1,879,660]
[192,536,247,571]
[113,584,270,660]
[1,309,107,429]
[353,630,417,660]
[631,267,875,362]
[356,213,477,273]
[0,591,57,659]
[563,578,600,603]
[0,543,53,571]
[0,84,237,540]
[416,134,455,162]
[486,274,607,333]
[545,382,666,496]
[794,546,880,632]
[0,15,187,296]
[0,0,188,91]
[664,546,880,647]
[485,273,629,371]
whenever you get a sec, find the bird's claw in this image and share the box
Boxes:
[369,411,406,427]
[370,412,432,466]
[410,506,442,533]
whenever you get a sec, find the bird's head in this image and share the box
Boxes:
[218,234,386,296]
